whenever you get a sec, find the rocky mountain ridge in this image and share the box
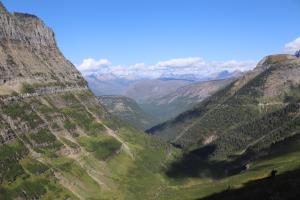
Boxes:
[0,2,84,95]
[0,11,55,47]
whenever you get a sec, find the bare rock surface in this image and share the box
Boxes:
[0,3,85,93]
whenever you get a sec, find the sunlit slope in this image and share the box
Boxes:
[0,90,176,199]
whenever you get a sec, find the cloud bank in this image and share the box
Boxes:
[76,57,257,80]
[77,35,300,80]
[77,58,111,72]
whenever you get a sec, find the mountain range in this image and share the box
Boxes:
[96,78,237,130]
[88,75,241,124]
[139,78,235,122]
[84,73,136,96]
[85,69,244,98]
[86,69,244,123]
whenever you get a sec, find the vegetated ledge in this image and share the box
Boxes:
[0,85,88,104]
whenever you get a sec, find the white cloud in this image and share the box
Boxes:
[283,37,300,54]
[154,57,204,69]
[77,57,257,80]
[77,58,111,72]
[149,58,256,77]
[76,37,300,80]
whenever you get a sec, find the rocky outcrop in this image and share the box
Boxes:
[0,2,85,91]
[256,54,300,97]
[0,12,56,47]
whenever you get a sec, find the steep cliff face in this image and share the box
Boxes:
[0,3,84,95]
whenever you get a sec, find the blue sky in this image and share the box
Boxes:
[3,0,300,78]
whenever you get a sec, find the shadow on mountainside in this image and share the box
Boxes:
[166,133,300,180]
[198,168,300,200]
[165,145,247,179]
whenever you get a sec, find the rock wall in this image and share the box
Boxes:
[0,2,84,87]
[0,12,56,47]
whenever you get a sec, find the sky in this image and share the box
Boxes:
[3,0,300,79]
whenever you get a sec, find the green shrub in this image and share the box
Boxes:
[11,91,19,96]
[87,122,105,136]
[2,102,42,128]
[78,136,122,160]
[64,119,76,130]
[21,83,35,94]
[63,107,105,135]
[0,141,28,184]
[8,178,49,199]
[29,129,63,152]
[61,137,79,149]
[22,159,49,175]
[30,129,57,144]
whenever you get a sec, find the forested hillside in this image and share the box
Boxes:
[148,54,300,161]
